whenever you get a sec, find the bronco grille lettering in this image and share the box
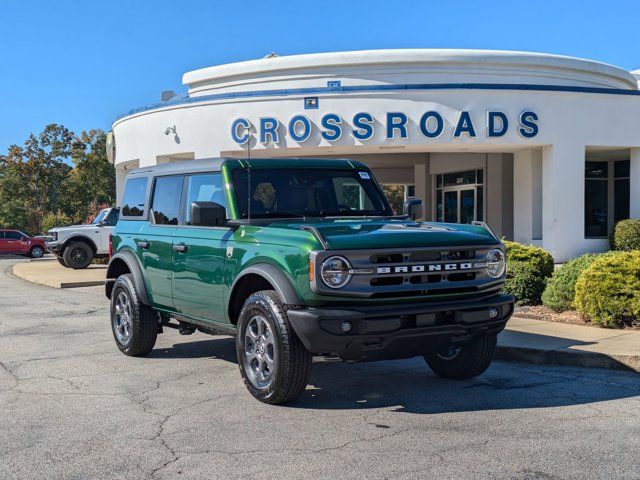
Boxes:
[376,263,473,274]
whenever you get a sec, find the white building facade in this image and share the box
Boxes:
[110,50,640,262]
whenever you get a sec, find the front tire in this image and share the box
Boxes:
[63,241,94,269]
[29,246,44,258]
[424,334,497,380]
[110,274,157,356]
[236,290,312,405]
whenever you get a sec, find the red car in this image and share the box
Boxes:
[0,230,48,258]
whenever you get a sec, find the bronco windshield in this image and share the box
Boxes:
[232,168,393,219]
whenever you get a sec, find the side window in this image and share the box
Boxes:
[185,173,227,225]
[151,176,183,225]
[104,209,119,226]
[6,231,23,240]
[121,177,148,217]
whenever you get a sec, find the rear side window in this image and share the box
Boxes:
[122,177,148,217]
[151,176,183,225]
[184,173,227,225]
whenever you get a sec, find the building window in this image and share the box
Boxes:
[614,160,630,223]
[434,169,484,223]
[584,160,630,238]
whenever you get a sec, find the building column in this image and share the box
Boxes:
[414,155,431,221]
[513,149,542,245]
[630,148,640,219]
[486,153,503,237]
[541,143,585,262]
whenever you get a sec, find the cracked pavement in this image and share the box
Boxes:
[0,258,639,479]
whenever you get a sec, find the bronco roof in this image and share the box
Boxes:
[126,157,367,177]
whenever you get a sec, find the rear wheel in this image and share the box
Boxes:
[110,274,157,356]
[424,334,497,380]
[63,241,94,269]
[29,246,44,258]
[236,290,312,405]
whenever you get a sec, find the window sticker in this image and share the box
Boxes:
[358,171,371,180]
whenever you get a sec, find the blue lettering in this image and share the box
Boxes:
[231,118,251,145]
[321,114,343,141]
[487,111,508,137]
[352,112,374,140]
[419,111,444,138]
[453,111,476,138]
[519,111,539,138]
[288,115,311,142]
[260,117,279,144]
[387,112,408,139]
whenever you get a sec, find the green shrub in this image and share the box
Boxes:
[541,253,608,312]
[504,241,555,279]
[502,241,555,305]
[574,251,640,328]
[504,262,547,306]
[611,219,640,251]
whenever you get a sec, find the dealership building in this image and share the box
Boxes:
[110,49,640,262]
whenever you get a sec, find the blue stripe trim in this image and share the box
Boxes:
[115,82,640,121]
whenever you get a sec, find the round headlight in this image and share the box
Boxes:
[320,256,352,289]
[486,249,506,278]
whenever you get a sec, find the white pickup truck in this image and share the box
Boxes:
[47,207,119,269]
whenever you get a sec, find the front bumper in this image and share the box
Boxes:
[287,293,514,361]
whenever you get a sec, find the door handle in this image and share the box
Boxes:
[137,241,150,250]
[172,243,188,253]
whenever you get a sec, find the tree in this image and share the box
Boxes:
[0,124,115,234]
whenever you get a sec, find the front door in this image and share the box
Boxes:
[171,173,231,324]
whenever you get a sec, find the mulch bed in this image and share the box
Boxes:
[514,305,639,330]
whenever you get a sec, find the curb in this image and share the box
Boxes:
[495,345,640,373]
[11,264,106,289]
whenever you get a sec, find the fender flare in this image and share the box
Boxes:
[230,263,303,307]
[63,235,99,254]
[105,250,150,305]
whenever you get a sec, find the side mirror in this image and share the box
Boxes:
[403,198,423,220]
[190,201,226,227]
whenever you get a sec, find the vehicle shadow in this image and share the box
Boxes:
[148,334,640,414]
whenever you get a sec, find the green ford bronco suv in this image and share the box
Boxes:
[106,158,513,404]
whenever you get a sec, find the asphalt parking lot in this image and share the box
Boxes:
[0,258,639,479]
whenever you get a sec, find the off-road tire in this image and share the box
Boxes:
[63,241,94,269]
[424,333,497,380]
[29,246,44,258]
[236,290,312,405]
[110,273,157,356]
[56,255,68,267]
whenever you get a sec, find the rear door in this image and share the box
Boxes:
[138,176,184,309]
[98,208,119,253]
[0,231,6,253]
[171,173,231,323]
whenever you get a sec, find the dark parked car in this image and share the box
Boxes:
[0,230,48,258]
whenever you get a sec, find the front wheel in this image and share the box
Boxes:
[236,290,312,405]
[110,274,157,356]
[63,241,94,269]
[424,334,497,380]
[29,246,44,258]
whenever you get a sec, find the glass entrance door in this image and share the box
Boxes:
[435,169,484,223]
[442,187,477,224]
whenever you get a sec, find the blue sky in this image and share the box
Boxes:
[1,0,639,153]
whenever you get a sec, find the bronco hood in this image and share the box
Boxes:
[48,224,97,233]
[272,219,499,250]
